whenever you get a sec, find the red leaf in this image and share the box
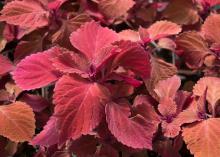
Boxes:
[0,101,35,142]
[47,0,67,10]
[98,0,135,19]
[105,101,154,149]
[0,54,14,76]
[112,41,151,78]
[182,118,220,157]
[70,21,119,62]
[0,0,50,29]
[154,75,181,100]
[53,75,110,143]
[13,47,61,90]
[132,95,160,132]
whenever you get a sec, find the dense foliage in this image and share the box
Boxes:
[0,0,220,157]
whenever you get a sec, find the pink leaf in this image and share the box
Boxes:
[158,97,177,117]
[13,47,61,90]
[53,75,110,143]
[0,54,14,76]
[105,101,154,149]
[70,21,119,61]
[0,0,50,29]
[154,75,181,100]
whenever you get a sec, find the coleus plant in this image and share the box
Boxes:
[1,0,220,157]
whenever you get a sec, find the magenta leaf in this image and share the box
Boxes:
[13,47,62,90]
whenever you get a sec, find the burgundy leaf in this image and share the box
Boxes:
[69,135,98,157]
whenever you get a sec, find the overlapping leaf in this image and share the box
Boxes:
[144,57,177,99]
[105,101,154,149]
[176,31,210,69]
[193,77,220,110]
